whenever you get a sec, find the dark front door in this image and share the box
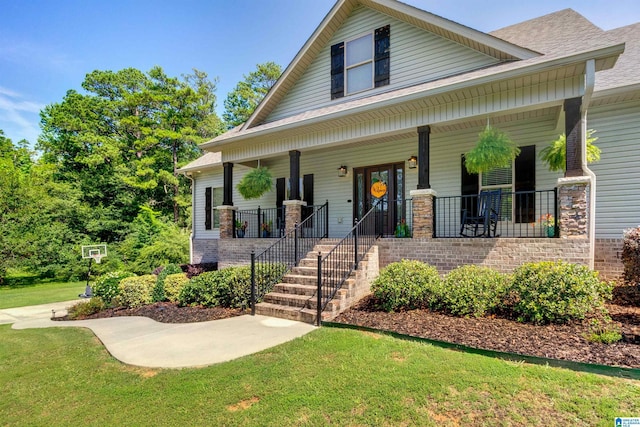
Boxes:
[353,162,405,235]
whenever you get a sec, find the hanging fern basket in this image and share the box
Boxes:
[464,124,520,174]
[237,166,273,200]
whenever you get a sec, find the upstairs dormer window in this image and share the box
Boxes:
[331,25,390,100]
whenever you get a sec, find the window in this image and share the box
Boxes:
[331,25,390,99]
[204,187,223,230]
[461,145,535,223]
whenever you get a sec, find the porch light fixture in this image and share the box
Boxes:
[407,156,418,169]
[338,166,348,177]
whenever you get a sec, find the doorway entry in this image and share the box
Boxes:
[353,162,405,235]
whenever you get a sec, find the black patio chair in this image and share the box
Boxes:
[460,189,502,237]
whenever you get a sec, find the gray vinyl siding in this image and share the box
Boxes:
[266,5,499,123]
[589,100,640,238]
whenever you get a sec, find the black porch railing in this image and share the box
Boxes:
[316,201,383,325]
[235,206,285,238]
[250,202,329,314]
[433,189,558,238]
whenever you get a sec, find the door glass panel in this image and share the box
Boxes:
[356,171,365,220]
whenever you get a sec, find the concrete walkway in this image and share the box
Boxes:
[1,300,316,369]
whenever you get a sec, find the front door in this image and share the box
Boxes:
[353,162,405,235]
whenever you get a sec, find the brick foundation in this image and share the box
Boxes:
[192,239,219,264]
[594,238,623,280]
[376,238,590,274]
[217,239,279,268]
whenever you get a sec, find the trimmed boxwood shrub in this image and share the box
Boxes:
[509,261,612,324]
[371,259,442,312]
[115,275,157,308]
[92,271,135,305]
[179,263,287,309]
[163,273,190,303]
[441,265,509,317]
[153,263,183,302]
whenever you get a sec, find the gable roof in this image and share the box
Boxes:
[243,0,539,130]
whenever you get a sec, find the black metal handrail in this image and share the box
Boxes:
[249,202,329,314]
[316,201,382,326]
[433,189,558,238]
[235,206,284,238]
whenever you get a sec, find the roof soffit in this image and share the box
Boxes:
[242,0,538,130]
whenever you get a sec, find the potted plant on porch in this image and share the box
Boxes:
[235,220,247,238]
[261,220,272,238]
[539,214,555,237]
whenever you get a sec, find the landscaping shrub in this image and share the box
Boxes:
[153,263,183,302]
[509,261,613,324]
[622,226,640,284]
[163,273,190,303]
[115,275,157,308]
[66,297,105,319]
[178,263,287,308]
[92,271,135,305]
[441,265,509,317]
[184,263,218,279]
[585,316,623,344]
[371,259,442,312]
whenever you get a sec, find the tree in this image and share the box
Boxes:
[39,67,223,238]
[222,62,282,128]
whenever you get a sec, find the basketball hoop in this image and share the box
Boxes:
[80,244,107,298]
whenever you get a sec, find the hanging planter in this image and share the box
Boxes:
[539,129,601,172]
[464,124,520,174]
[237,166,273,200]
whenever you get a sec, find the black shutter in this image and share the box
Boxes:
[515,145,536,223]
[331,42,345,100]
[461,155,479,218]
[205,187,212,230]
[374,25,390,87]
[302,174,314,226]
[276,178,286,231]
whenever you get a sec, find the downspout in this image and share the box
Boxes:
[582,59,597,270]
[185,172,195,265]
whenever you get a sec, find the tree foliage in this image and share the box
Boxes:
[39,67,222,234]
[222,62,282,128]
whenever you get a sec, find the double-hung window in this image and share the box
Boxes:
[331,25,390,99]
[205,187,223,230]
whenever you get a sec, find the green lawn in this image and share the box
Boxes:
[1,325,638,426]
[0,280,85,309]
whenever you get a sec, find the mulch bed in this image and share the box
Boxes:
[333,284,640,370]
[54,302,243,323]
[55,285,640,369]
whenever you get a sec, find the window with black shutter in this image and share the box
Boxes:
[302,174,314,227]
[514,145,535,223]
[276,177,286,232]
[330,25,390,99]
[461,155,479,219]
[204,187,212,230]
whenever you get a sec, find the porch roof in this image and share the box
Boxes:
[177,151,222,173]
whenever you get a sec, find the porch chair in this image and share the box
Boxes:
[459,189,502,237]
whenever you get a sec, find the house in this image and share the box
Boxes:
[180,0,639,286]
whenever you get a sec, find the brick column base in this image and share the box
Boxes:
[409,189,436,238]
[283,200,306,235]
[557,176,591,238]
[217,205,238,239]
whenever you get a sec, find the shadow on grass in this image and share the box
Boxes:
[1,274,58,289]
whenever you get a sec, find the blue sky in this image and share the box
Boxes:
[2,0,640,146]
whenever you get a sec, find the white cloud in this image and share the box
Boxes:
[0,87,44,144]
